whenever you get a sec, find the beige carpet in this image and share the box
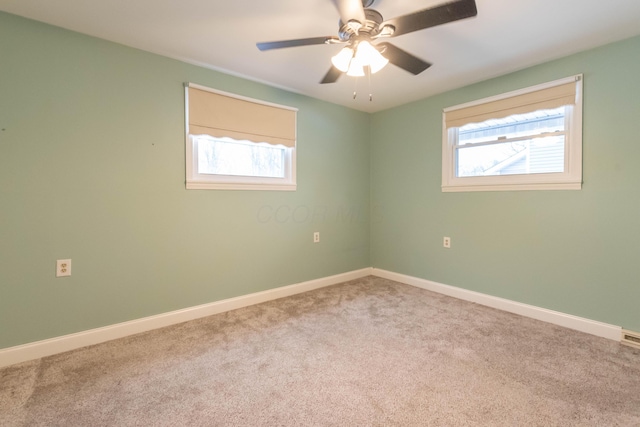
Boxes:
[1,276,639,426]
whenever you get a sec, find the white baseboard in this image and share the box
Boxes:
[372,268,621,341]
[1,267,622,369]
[0,268,373,368]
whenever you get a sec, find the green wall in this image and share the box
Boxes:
[371,35,640,332]
[0,12,370,349]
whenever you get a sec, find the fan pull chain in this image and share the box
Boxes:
[368,67,373,102]
[353,76,358,100]
[351,70,374,101]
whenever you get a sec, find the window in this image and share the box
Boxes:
[442,75,583,192]
[185,83,297,190]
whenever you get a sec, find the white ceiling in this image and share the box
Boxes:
[2,0,640,112]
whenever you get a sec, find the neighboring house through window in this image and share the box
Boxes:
[185,83,297,190]
[442,75,583,192]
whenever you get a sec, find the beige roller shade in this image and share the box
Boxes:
[187,86,296,147]
[445,81,576,129]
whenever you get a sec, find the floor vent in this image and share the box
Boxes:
[621,330,640,349]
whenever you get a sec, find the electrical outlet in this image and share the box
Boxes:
[56,259,71,277]
[443,237,451,249]
[313,232,320,243]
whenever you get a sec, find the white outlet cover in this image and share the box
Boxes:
[56,259,72,277]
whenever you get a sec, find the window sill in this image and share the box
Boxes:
[186,181,297,191]
[442,181,582,192]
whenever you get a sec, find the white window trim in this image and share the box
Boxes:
[442,75,583,192]
[185,83,297,191]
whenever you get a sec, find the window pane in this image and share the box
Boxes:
[458,107,565,146]
[455,106,566,178]
[196,136,285,178]
[456,135,565,177]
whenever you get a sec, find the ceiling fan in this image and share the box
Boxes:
[257,0,478,84]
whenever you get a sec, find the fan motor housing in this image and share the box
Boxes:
[338,9,384,41]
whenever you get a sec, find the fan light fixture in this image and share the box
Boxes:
[331,41,389,77]
[331,47,355,72]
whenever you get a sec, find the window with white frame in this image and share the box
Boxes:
[442,75,583,192]
[185,83,297,190]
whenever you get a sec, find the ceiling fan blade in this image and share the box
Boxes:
[382,0,477,37]
[333,0,366,25]
[257,36,340,51]
[377,42,432,75]
[320,66,342,84]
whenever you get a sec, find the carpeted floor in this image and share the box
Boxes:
[1,276,639,426]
